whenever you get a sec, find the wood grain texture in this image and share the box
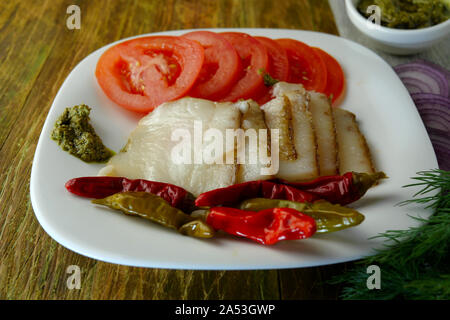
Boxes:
[0,0,345,300]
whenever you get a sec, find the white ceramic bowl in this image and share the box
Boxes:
[345,0,450,55]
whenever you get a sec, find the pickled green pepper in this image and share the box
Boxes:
[178,220,215,238]
[92,191,214,238]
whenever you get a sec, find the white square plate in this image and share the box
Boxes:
[30,28,438,269]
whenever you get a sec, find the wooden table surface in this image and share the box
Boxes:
[0,0,355,299]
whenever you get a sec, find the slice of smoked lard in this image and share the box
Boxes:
[308,91,338,176]
[98,97,241,196]
[333,108,375,175]
[270,82,319,181]
[236,100,274,183]
[261,95,297,161]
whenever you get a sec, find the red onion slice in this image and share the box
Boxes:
[395,60,450,170]
[412,93,450,132]
[412,93,450,109]
[416,59,450,88]
[394,61,449,98]
[401,77,435,95]
[428,131,450,171]
[410,93,450,170]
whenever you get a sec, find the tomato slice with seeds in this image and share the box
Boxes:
[95,36,204,113]
[276,38,327,92]
[312,47,345,105]
[254,36,290,104]
[182,31,241,100]
[219,32,269,102]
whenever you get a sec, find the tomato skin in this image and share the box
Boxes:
[312,47,345,105]
[276,38,327,93]
[254,36,289,81]
[219,32,269,102]
[254,36,290,104]
[95,36,204,113]
[182,31,241,100]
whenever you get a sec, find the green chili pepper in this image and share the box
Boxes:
[92,191,213,238]
[178,220,215,238]
[237,198,364,233]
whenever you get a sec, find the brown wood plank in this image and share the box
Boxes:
[309,0,340,35]
[0,0,339,300]
[0,0,62,150]
[278,263,355,300]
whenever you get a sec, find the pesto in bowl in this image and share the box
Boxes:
[357,0,449,29]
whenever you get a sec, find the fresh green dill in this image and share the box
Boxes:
[257,68,279,86]
[331,169,450,300]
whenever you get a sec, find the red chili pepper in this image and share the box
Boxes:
[274,171,387,205]
[195,180,318,207]
[65,176,195,212]
[206,207,316,245]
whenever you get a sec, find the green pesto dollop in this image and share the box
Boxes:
[358,0,449,29]
[51,104,114,163]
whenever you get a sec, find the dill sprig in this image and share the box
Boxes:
[257,68,279,87]
[331,169,450,300]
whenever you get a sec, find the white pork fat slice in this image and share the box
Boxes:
[237,100,274,183]
[308,91,338,176]
[270,82,319,181]
[99,97,240,196]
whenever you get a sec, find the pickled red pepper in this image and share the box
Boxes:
[237,198,365,233]
[195,180,319,207]
[275,171,387,205]
[65,176,195,212]
[206,207,316,245]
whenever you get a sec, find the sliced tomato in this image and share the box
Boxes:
[182,31,241,100]
[254,36,289,81]
[254,36,290,104]
[219,32,269,102]
[276,38,327,93]
[95,36,204,113]
[312,47,345,105]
